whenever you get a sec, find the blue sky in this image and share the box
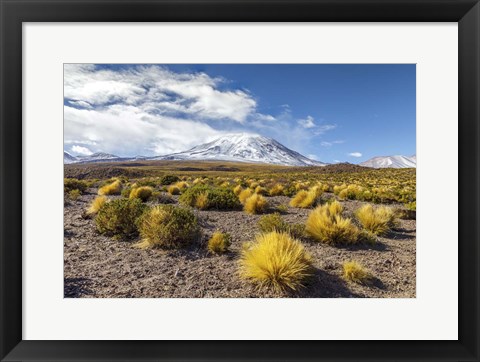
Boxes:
[64,64,415,163]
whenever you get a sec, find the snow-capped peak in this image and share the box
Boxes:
[154,133,327,166]
[360,155,416,168]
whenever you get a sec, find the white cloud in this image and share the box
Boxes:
[64,64,264,124]
[348,152,362,157]
[297,116,316,128]
[68,100,93,109]
[321,140,344,147]
[71,145,93,156]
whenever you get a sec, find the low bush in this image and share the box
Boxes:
[95,198,146,239]
[342,261,372,284]
[305,201,359,244]
[154,192,175,204]
[356,204,396,235]
[86,195,108,215]
[64,178,88,193]
[244,194,268,214]
[207,231,231,254]
[257,213,305,239]
[68,189,81,201]
[160,174,180,185]
[179,185,240,210]
[239,231,312,292]
[167,185,181,195]
[129,186,154,202]
[98,180,122,196]
[136,205,200,249]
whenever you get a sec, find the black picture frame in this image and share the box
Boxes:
[1,1,479,361]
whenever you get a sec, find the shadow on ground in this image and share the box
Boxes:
[64,277,94,298]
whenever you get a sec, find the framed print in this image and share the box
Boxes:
[1,0,479,361]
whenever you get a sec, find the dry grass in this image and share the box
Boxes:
[239,231,312,292]
[98,180,122,195]
[342,261,372,284]
[167,185,181,195]
[86,195,108,215]
[207,231,231,254]
[194,191,209,210]
[244,193,268,214]
[269,183,284,196]
[233,184,243,196]
[238,188,254,204]
[356,204,396,235]
[129,186,153,202]
[305,201,359,244]
[290,186,322,208]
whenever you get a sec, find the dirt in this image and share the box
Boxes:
[64,191,416,298]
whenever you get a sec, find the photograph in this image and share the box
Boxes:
[63,63,416,298]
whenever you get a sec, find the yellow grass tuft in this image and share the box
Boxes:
[238,188,254,204]
[244,193,268,214]
[290,186,322,208]
[269,183,284,196]
[239,231,312,292]
[174,181,189,190]
[129,186,153,202]
[255,186,268,195]
[233,184,243,196]
[356,204,396,235]
[305,201,359,244]
[167,185,181,195]
[98,180,122,195]
[342,261,372,284]
[194,191,209,210]
[207,231,231,254]
[86,195,108,215]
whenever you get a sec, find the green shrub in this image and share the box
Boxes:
[136,205,200,249]
[64,178,88,193]
[95,198,146,239]
[258,213,305,239]
[68,189,81,201]
[179,185,240,210]
[160,175,180,185]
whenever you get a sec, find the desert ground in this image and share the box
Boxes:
[64,161,416,298]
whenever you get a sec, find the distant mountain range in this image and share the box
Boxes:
[360,155,416,168]
[64,134,327,167]
[64,134,416,168]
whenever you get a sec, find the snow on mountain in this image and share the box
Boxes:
[64,151,78,164]
[154,133,327,166]
[360,155,416,169]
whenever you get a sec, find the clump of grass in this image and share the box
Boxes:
[233,184,243,196]
[269,183,284,196]
[174,181,189,191]
[68,189,81,201]
[258,213,305,239]
[305,201,359,244]
[342,261,372,284]
[136,205,200,249]
[254,186,268,196]
[155,192,175,204]
[167,185,181,195]
[98,180,122,196]
[290,186,322,208]
[179,185,240,210]
[129,186,153,202]
[64,178,88,193]
[207,231,231,254]
[95,198,146,239]
[239,231,313,292]
[160,174,180,185]
[238,188,254,204]
[355,204,396,235]
[86,195,108,215]
[244,194,268,214]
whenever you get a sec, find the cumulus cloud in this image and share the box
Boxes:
[348,152,362,157]
[71,145,93,156]
[64,64,260,124]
